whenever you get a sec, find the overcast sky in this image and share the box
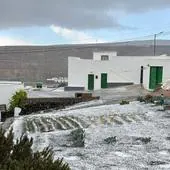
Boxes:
[0,0,170,45]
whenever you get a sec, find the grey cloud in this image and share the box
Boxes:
[0,0,169,29]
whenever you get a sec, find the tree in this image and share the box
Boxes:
[0,129,70,170]
[8,90,27,112]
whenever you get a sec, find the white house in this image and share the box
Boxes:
[67,51,170,91]
[0,81,24,106]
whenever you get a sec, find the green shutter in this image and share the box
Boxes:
[101,73,108,89]
[88,74,94,90]
[156,67,163,85]
[149,67,157,90]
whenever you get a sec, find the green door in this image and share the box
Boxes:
[101,73,108,88]
[149,66,163,90]
[88,74,94,90]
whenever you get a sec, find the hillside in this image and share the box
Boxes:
[0,40,170,82]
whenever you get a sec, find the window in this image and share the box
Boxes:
[101,55,109,61]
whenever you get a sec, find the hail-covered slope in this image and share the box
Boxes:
[10,100,170,170]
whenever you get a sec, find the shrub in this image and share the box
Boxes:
[144,94,153,103]
[120,100,130,105]
[135,137,151,144]
[149,161,166,166]
[137,96,145,102]
[69,128,85,147]
[0,129,70,170]
[137,94,156,104]
[8,90,27,112]
[104,136,117,144]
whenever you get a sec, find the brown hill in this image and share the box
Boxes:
[0,41,170,82]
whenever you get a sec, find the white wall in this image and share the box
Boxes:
[68,56,170,90]
[0,81,24,106]
[93,51,117,61]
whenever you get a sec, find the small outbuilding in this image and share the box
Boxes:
[67,51,170,91]
[0,81,24,106]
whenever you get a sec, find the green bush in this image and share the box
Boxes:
[0,129,70,170]
[120,100,130,105]
[8,90,27,112]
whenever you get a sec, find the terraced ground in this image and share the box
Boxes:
[22,113,142,133]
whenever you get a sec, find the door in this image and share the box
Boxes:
[149,67,157,90]
[88,74,94,90]
[149,66,163,90]
[101,73,108,89]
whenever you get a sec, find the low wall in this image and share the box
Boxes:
[21,95,99,115]
[64,86,85,91]
[107,82,134,88]
[1,94,100,120]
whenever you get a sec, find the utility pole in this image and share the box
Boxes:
[153,31,163,56]
[153,34,156,56]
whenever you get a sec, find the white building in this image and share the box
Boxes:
[67,51,170,91]
[0,81,24,106]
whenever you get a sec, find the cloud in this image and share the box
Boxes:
[50,25,105,44]
[0,0,169,30]
[0,37,33,46]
